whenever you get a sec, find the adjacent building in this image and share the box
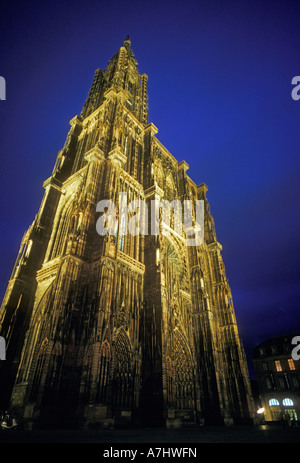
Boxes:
[253,334,300,423]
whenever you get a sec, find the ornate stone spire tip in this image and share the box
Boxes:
[123,35,131,47]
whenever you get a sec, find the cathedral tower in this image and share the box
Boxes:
[0,37,255,428]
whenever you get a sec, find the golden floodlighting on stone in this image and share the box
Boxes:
[0,36,256,430]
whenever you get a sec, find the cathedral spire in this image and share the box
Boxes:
[0,38,255,429]
[81,35,148,124]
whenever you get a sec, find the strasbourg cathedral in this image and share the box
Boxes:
[0,37,256,429]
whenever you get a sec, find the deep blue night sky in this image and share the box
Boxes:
[0,0,300,378]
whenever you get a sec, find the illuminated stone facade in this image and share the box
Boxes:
[0,37,255,429]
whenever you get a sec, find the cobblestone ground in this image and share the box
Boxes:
[0,424,300,443]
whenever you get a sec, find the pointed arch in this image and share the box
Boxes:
[29,337,49,402]
[96,339,112,404]
[47,191,80,260]
[172,329,195,410]
[112,328,133,409]
[165,172,176,202]
[166,347,174,407]
[154,159,164,190]
[163,234,190,295]
[14,279,55,386]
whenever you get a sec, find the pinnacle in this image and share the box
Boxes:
[123,35,131,47]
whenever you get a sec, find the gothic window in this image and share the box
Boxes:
[125,136,132,172]
[166,354,174,406]
[112,330,133,409]
[137,144,143,184]
[69,215,76,236]
[44,342,62,399]
[77,212,83,230]
[29,338,48,402]
[97,340,111,403]
[155,162,164,190]
[69,212,83,238]
[130,138,136,176]
[172,330,195,410]
[165,174,176,202]
[75,133,88,169]
[49,200,73,259]
[165,242,181,295]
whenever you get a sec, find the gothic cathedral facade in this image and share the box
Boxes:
[0,37,255,429]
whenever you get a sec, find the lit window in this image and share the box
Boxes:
[283,398,294,406]
[275,360,282,372]
[288,359,296,370]
[269,399,280,406]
